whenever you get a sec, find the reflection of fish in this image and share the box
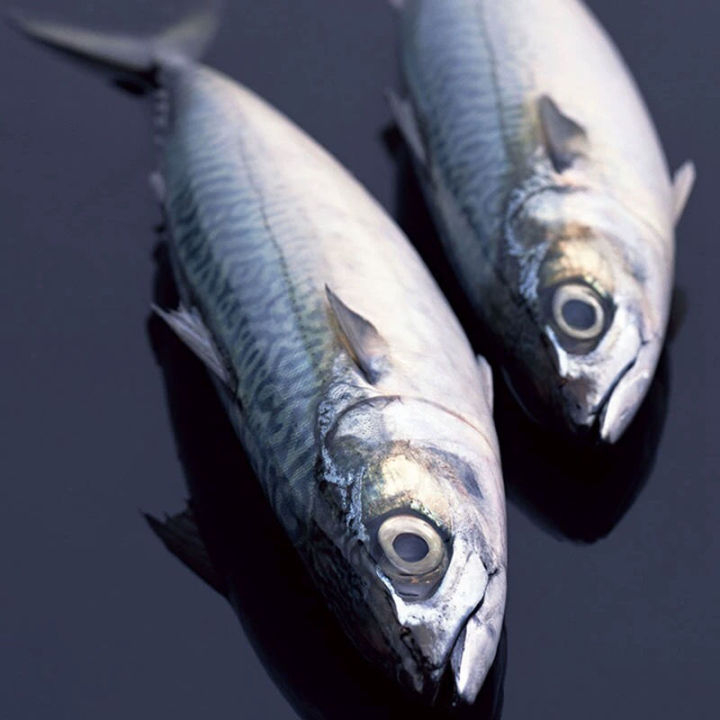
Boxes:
[389,0,694,442]
[13,9,506,703]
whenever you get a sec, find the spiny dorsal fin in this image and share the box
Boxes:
[325,286,389,384]
[672,161,695,224]
[476,354,494,412]
[145,508,227,596]
[153,303,231,387]
[537,95,588,172]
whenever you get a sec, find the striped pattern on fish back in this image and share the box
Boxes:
[159,65,345,533]
[403,0,674,246]
[401,0,525,262]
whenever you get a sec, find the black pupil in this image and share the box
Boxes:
[562,298,597,331]
[393,533,429,563]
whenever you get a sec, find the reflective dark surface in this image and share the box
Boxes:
[2,1,718,718]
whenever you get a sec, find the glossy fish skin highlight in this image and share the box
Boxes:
[390,0,694,442]
[13,11,506,704]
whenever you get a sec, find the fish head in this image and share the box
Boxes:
[506,192,672,442]
[308,396,506,705]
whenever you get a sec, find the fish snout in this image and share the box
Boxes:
[598,343,658,442]
[558,345,657,443]
[449,568,506,704]
[387,547,505,705]
[550,314,653,442]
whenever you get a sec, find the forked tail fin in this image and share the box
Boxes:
[7,4,220,92]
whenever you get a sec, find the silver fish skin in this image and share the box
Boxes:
[13,11,506,704]
[390,0,695,442]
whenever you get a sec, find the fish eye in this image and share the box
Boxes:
[377,514,446,577]
[545,280,615,354]
[552,283,604,340]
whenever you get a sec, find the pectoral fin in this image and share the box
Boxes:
[672,161,695,224]
[538,95,588,172]
[326,286,389,384]
[386,89,427,169]
[145,508,227,596]
[153,303,231,387]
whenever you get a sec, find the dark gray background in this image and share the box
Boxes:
[1,1,717,718]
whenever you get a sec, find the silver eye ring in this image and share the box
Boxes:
[552,283,605,341]
[377,514,445,577]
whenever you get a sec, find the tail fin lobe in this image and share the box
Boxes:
[7,6,219,92]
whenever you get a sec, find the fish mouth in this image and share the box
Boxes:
[584,356,637,441]
[397,567,505,706]
[597,362,652,442]
[554,333,660,444]
[447,589,494,703]
[593,338,657,443]
[544,313,658,443]
[448,568,505,704]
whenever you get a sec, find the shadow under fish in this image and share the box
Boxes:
[389,141,671,543]
[495,351,670,543]
[146,242,507,720]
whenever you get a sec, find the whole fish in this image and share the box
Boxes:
[389,0,694,442]
[13,10,506,703]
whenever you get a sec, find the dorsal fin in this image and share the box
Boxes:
[325,286,389,384]
[672,160,695,224]
[537,95,588,172]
